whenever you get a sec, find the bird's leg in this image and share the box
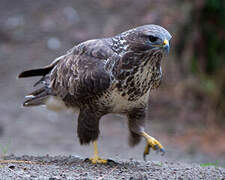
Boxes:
[89,141,107,164]
[127,107,165,160]
[77,109,108,164]
[140,132,165,161]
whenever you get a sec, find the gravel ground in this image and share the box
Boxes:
[0,155,224,180]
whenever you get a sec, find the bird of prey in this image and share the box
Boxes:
[18,24,171,164]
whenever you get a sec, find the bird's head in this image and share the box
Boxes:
[120,24,172,54]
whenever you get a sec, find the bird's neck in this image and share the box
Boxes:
[112,50,162,79]
[110,50,163,101]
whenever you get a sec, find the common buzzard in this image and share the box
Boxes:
[19,24,172,163]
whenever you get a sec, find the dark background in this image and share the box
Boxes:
[0,0,224,164]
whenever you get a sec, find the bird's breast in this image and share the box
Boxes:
[110,89,149,113]
[114,52,162,102]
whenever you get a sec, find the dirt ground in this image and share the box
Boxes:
[0,155,224,180]
[0,0,225,178]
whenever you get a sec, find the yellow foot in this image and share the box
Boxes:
[141,132,165,161]
[87,141,108,164]
[88,157,107,164]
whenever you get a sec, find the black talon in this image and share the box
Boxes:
[143,152,147,161]
[160,148,165,156]
[107,159,117,166]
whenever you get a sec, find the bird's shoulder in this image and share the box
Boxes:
[67,38,115,60]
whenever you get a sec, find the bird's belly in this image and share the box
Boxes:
[110,90,149,113]
[46,96,80,113]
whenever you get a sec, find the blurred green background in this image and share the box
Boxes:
[0,0,224,163]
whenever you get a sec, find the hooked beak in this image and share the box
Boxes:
[162,39,170,54]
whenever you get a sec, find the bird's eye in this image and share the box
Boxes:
[148,35,158,42]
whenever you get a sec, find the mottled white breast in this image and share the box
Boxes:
[110,89,149,113]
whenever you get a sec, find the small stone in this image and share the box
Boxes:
[8,165,15,170]
[49,177,60,180]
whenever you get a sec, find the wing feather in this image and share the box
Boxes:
[50,42,113,101]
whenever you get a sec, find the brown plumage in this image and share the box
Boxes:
[18,24,172,163]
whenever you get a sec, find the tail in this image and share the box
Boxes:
[18,57,62,107]
[18,56,62,78]
[19,67,52,107]
[20,75,51,107]
[23,87,51,107]
[18,67,52,78]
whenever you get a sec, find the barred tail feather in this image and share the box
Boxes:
[23,87,50,107]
